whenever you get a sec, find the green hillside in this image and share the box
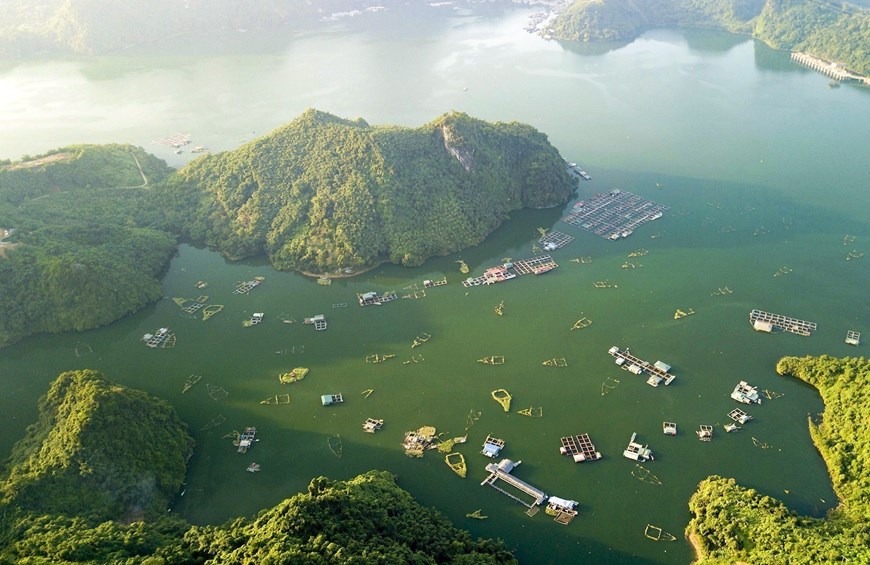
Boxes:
[162,109,575,274]
[549,0,870,76]
[688,356,870,564]
[0,145,176,348]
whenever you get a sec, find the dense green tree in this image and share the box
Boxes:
[162,109,575,274]
[687,356,870,564]
[549,0,870,75]
[0,370,194,523]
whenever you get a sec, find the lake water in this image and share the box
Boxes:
[1,5,868,564]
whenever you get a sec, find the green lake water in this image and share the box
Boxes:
[1,5,868,564]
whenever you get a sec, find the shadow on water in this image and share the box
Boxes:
[556,38,633,58]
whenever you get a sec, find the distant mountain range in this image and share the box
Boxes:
[547,0,870,75]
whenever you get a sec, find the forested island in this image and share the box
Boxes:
[688,355,870,564]
[548,0,870,76]
[0,111,573,347]
[0,370,515,564]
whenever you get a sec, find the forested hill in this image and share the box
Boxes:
[0,145,176,348]
[0,0,399,57]
[0,371,514,563]
[548,0,870,76]
[687,356,870,564]
[0,370,194,522]
[161,109,575,274]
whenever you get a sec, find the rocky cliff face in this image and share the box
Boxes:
[440,124,474,173]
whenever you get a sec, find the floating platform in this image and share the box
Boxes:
[608,346,675,386]
[260,393,290,405]
[303,314,327,331]
[365,354,395,363]
[662,422,677,436]
[750,309,817,336]
[234,279,262,294]
[571,318,592,330]
[846,330,860,346]
[182,374,202,394]
[279,367,308,384]
[363,418,383,433]
[423,277,448,288]
[321,393,343,406]
[546,496,579,525]
[403,426,437,457]
[512,255,558,275]
[480,459,547,512]
[491,389,512,412]
[481,435,506,458]
[560,434,601,463]
[412,333,431,348]
[478,355,505,365]
[731,381,762,405]
[674,308,695,320]
[462,256,557,287]
[539,231,575,250]
[358,291,398,306]
[152,132,191,147]
[517,406,543,417]
[202,304,224,321]
[623,432,653,462]
[543,357,567,367]
[445,452,467,478]
[561,189,668,240]
[697,425,713,442]
[143,327,174,348]
[243,313,264,327]
[237,427,257,453]
[728,408,752,424]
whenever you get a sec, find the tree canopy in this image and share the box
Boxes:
[687,355,870,564]
[549,0,870,75]
[160,109,575,274]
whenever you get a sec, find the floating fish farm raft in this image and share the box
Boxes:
[561,189,668,240]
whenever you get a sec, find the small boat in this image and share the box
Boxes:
[279,367,309,384]
[246,463,260,473]
[445,452,467,478]
[491,389,512,412]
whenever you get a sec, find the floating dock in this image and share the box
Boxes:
[358,291,399,306]
[539,231,574,250]
[623,432,653,462]
[237,427,257,453]
[481,459,547,513]
[728,408,752,424]
[731,381,762,404]
[750,309,817,336]
[481,435,506,458]
[234,279,262,294]
[559,434,601,463]
[607,346,675,386]
[561,189,668,240]
[462,255,557,287]
[846,330,860,346]
[363,418,383,433]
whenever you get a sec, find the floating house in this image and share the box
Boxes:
[362,418,383,433]
[237,427,257,453]
[731,381,762,404]
[546,496,580,525]
[623,432,653,462]
[321,393,344,406]
[303,314,327,330]
[481,435,505,458]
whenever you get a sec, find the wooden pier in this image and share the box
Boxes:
[559,434,601,463]
[561,189,669,240]
[481,459,547,512]
[749,309,817,336]
[607,346,675,385]
[791,52,869,85]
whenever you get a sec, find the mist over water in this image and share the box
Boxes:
[1,5,867,564]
